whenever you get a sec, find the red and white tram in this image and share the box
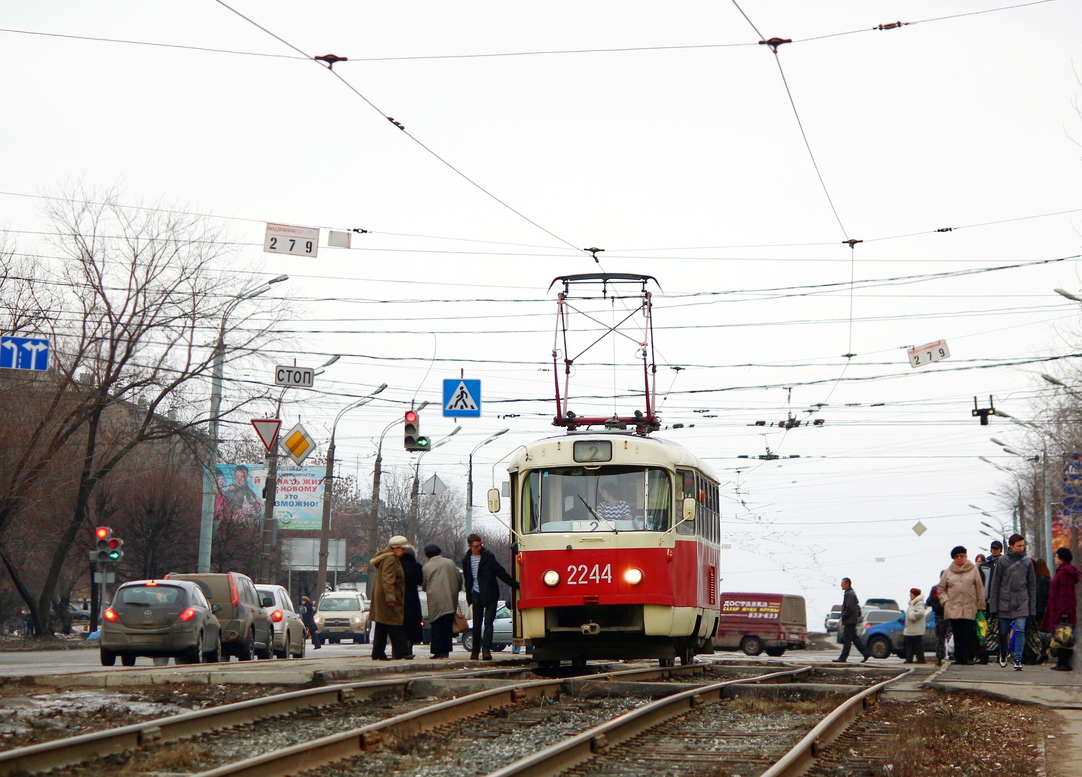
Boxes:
[499,431,721,667]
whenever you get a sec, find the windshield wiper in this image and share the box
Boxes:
[577,495,618,532]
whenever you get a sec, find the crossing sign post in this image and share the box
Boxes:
[443,379,481,418]
[0,336,50,372]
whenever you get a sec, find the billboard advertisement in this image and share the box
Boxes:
[214,463,325,531]
[213,463,264,526]
[250,463,325,531]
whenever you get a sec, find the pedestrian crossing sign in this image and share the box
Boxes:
[443,379,481,418]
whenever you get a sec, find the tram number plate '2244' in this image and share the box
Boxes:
[566,563,613,585]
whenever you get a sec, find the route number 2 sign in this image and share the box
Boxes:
[908,339,950,368]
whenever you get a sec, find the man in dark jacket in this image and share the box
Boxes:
[988,533,1036,670]
[462,533,519,660]
[833,578,870,663]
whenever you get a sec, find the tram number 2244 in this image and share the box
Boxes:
[567,564,613,585]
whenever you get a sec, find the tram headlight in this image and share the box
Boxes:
[542,569,560,587]
[624,568,644,585]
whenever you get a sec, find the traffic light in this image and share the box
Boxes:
[404,410,430,452]
[94,526,112,563]
[107,536,124,562]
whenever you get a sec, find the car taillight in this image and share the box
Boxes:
[103,608,119,622]
[271,609,284,623]
[228,573,239,606]
[178,608,198,622]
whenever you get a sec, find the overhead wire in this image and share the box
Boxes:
[211,0,584,257]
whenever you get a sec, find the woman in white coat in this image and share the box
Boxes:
[904,587,927,663]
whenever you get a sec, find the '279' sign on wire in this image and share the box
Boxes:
[907,339,950,368]
[264,223,319,258]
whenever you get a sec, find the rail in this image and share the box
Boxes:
[0,662,710,776]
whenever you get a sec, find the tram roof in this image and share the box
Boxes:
[505,432,718,483]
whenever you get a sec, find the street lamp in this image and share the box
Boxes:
[466,429,510,550]
[317,384,388,596]
[366,402,428,598]
[990,436,1052,564]
[408,426,461,547]
[258,353,339,584]
[198,274,288,573]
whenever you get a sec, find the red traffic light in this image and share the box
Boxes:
[94,526,111,540]
[405,410,418,424]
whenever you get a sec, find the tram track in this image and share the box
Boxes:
[184,665,819,777]
[0,662,720,776]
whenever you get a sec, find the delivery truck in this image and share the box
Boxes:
[712,592,807,656]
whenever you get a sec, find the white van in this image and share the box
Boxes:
[314,591,370,644]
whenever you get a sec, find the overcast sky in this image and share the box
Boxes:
[4,0,1082,625]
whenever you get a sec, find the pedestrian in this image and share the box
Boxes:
[1023,557,1052,664]
[904,587,927,663]
[399,546,425,657]
[300,595,321,649]
[832,578,870,663]
[988,533,1036,670]
[938,546,985,665]
[1043,547,1079,671]
[978,540,1004,663]
[422,543,461,659]
[462,533,519,660]
[21,609,35,638]
[370,535,411,661]
[926,583,950,666]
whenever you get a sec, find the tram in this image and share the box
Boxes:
[484,272,721,667]
[497,431,721,667]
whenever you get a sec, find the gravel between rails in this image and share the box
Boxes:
[314,697,653,777]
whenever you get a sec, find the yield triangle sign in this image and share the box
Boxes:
[251,419,281,452]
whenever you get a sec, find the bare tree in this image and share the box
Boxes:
[0,184,287,634]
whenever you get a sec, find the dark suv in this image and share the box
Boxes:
[167,572,271,660]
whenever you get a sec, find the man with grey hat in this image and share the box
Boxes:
[370,535,410,660]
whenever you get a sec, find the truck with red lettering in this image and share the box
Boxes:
[712,592,807,656]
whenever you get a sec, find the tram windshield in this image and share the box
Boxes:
[522,466,672,533]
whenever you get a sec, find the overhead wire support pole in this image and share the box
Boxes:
[317,384,387,597]
[198,274,287,574]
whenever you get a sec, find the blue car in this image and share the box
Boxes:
[864,609,938,659]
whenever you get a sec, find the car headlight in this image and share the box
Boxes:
[352,616,362,625]
[314,616,322,625]
[543,569,560,587]
[624,568,644,585]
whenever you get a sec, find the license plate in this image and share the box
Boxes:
[131,635,163,644]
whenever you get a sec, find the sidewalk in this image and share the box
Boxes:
[927,661,1082,777]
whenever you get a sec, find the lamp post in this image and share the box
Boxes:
[408,426,461,547]
[466,429,510,550]
[198,274,288,573]
[258,354,339,584]
[366,402,428,599]
[990,436,1052,563]
[317,384,388,597]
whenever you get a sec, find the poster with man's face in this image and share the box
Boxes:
[214,463,264,525]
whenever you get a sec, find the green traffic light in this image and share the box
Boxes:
[415,436,430,449]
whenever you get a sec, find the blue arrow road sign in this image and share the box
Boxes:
[0,336,50,372]
[443,379,481,418]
